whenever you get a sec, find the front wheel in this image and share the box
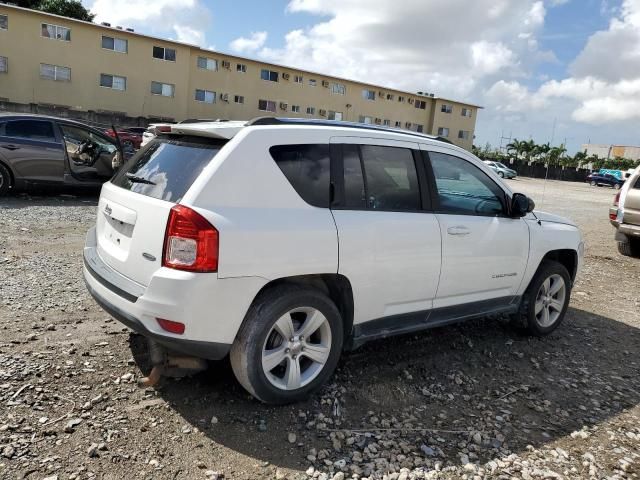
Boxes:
[590,180,597,186]
[498,171,505,178]
[230,285,343,404]
[0,163,11,196]
[511,260,571,336]
[613,183,621,190]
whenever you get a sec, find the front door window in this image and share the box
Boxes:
[60,124,117,179]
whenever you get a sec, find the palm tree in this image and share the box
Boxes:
[534,142,550,163]
[521,139,536,163]
[573,151,587,168]
[506,139,522,159]
[548,145,567,166]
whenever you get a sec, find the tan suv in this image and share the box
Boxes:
[610,166,640,257]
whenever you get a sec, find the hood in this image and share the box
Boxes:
[528,210,577,227]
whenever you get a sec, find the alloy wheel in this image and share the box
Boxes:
[534,274,566,328]
[261,307,332,390]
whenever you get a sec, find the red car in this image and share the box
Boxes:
[105,127,143,150]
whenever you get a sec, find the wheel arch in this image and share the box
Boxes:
[246,274,355,347]
[540,249,578,283]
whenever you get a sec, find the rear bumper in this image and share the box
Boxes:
[84,276,231,360]
[614,222,640,240]
[83,226,268,360]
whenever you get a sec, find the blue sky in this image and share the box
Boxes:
[84,0,639,153]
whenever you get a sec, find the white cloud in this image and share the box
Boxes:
[229,31,268,54]
[256,0,551,100]
[85,0,210,47]
[547,0,570,6]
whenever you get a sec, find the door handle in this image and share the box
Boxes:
[447,226,471,236]
[1,144,20,151]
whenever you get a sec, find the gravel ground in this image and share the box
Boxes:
[0,178,638,480]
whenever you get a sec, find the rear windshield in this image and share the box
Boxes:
[112,136,225,202]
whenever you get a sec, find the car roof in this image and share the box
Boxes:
[166,116,456,147]
[0,112,105,131]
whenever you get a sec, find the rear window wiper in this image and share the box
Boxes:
[125,172,156,185]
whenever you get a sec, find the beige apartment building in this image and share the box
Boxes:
[0,4,481,149]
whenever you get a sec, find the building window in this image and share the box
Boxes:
[416,125,424,133]
[395,121,402,127]
[385,94,393,101]
[415,100,427,110]
[328,111,343,121]
[151,81,175,97]
[362,89,376,101]
[458,130,470,140]
[398,96,405,103]
[441,104,452,113]
[291,105,301,113]
[236,63,247,73]
[258,99,276,112]
[437,127,449,137]
[308,79,317,87]
[102,35,128,53]
[152,46,176,61]
[197,56,218,71]
[40,63,70,81]
[100,73,126,91]
[306,107,316,115]
[41,23,71,41]
[195,89,216,103]
[294,75,303,84]
[383,119,390,126]
[358,115,372,124]
[461,107,472,117]
[234,95,244,104]
[260,69,278,82]
[0,56,7,73]
[0,14,7,30]
[331,83,346,95]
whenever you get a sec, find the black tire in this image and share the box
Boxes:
[617,237,640,257]
[613,183,621,190]
[498,171,505,178]
[0,163,11,197]
[230,285,343,404]
[590,180,596,186]
[510,260,571,336]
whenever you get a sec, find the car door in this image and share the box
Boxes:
[423,146,529,310]
[58,123,119,181]
[0,119,65,183]
[330,137,442,335]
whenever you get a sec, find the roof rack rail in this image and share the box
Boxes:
[246,117,453,144]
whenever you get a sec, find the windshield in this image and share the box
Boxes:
[496,162,508,169]
[111,136,226,202]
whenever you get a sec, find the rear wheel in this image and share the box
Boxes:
[590,180,596,186]
[510,260,571,336]
[498,171,505,178]
[613,183,621,190]
[617,236,640,257]
[230,285,343,404]
[0,163,11,197]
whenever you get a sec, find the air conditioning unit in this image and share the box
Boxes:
[221,60,231,69]
[319,109,327,116]
[282,73,290,80]
[408,98,414,104]
[279,102,288,111]
[322,80,330,87]
[221,93,229,102]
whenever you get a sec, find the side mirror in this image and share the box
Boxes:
[510,193,535,217]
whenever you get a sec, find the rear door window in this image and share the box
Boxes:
[2,120,56,141]
[112,136,225,202]
[270,144,331,207]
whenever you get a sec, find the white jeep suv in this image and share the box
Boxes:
[83,118,584,404]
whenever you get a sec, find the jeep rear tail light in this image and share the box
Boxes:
[613,191,621,206]
[163,205,218,272]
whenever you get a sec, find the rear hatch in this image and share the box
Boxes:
[96,135,227,286]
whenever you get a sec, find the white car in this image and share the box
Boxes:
[83,118,584,404]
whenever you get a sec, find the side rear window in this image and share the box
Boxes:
[270,144,330,208]
[112,136,225,203]
[3,120,56,141]
[340,144,421,211]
